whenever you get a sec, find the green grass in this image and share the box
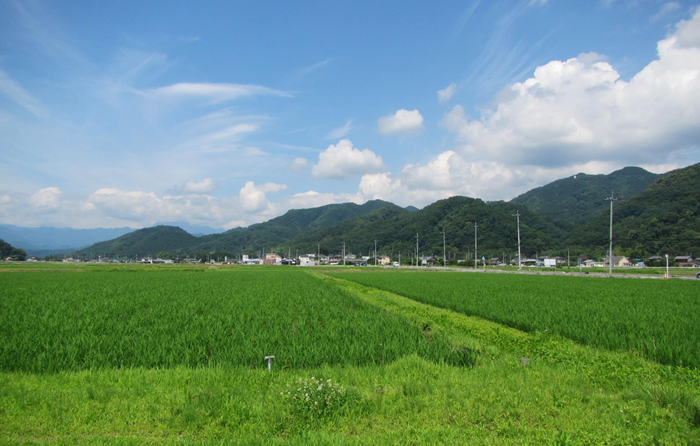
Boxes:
[0,268,470,373]
[329,270,700,368]
[2,265,700,444]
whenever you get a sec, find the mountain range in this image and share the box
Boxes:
[12,163,700,260]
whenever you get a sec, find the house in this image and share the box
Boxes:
[377,255,391,266]
[299,255,316,267]
[489,257,500,265]
[264,253,282,265]
[674,256,695,266]
[605,256,631,267]
[420,255,438,266]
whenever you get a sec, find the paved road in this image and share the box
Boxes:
[384,266,699,280]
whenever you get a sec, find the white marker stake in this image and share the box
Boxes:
[265,355,275,371]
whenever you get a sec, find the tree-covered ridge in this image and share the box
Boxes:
[72,164,700,260]
[0,238,27,261]
[286,196,560,259]
[77,226,199,258]
[510,166,659,230]
[566,163,700,257]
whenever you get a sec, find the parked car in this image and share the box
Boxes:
[393,262,400,267]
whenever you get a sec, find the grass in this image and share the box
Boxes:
[329,270,700,368]
[1,264,699,444]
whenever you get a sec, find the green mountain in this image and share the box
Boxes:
[0,238,27,261]
[74,165,700,261]
[565,163,700,257]
[77,226,199,258]
[286,196,562,259]
[510,166,659,230]
[78,200,401,258]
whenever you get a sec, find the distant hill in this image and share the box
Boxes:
[565,163,700,257]
[152,222,223,236]
[77,226,199,258]
[0,238,27,261]
[286,196,562,259]
[0,225,134,256]
[79,200,400,258]
[510,166,660,230]
[73,165,700,261]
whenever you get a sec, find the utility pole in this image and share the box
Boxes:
[443,228,446,267]
[374,239,377,267]
[416,233,419,267]
[343,242,346,266]
[513,211,522,272]
[606,192,618,277]
[317,243,320,261]
[473,222,478,270]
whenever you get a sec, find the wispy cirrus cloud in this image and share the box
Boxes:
[292,58,333,81]
[0,69,49,118]
[326,120,354,139]
[149,82,291,102]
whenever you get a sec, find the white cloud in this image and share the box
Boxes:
[288,157,309,172]
[149,82,290,102]
[238,181,286,212]
[28,187,62,209]
[437,83,457,103]
[326,120,354,139]
[441,9,700,170]
[377,109,424,134]
[180,178,217,194]
[312,139,386,179]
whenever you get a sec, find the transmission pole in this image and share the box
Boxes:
[473,222,478,270]
[606,192,618,277]
[513,211,522,271]
[443,228,446,267]
[416,233,419,267]
[374,239,377,267]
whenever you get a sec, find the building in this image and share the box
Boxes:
[299,255,316,267]
[264,253,282,265]
[377,255,391,266]
[674,256,695,266]
[605,256,631,267]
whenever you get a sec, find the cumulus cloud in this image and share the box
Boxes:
[149,82,290,102]
[437,83,457,103]
[238,181,287,212]
[288,157,309,172]
[441,9,700,169]
[377,109,424,134]
[179,178,217,194]
[312,139,386,179]
[28,187,62,209]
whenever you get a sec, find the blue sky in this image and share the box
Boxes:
[1,0,699,229]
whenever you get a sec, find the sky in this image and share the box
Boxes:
[1,0,699,230]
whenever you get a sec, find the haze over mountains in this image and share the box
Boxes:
[5,164,698,260]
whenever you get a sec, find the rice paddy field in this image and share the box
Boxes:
[329,270,700,368]
[1,263,699,445]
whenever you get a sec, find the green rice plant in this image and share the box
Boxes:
[0,268,473,372]
[330,271,700,368]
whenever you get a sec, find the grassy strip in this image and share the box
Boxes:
[2,354,699,445]
[328,270,700,368]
